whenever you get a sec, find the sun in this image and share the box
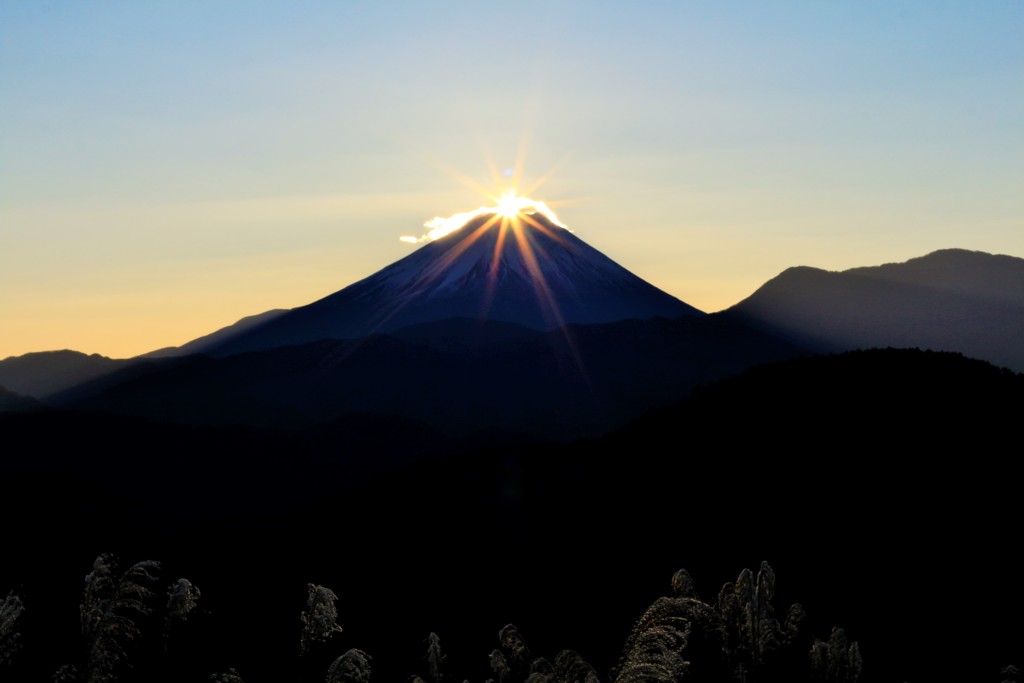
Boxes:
[401,192,567,244]
[400,145,570,243]
[392,159,585,373]
[495,191,530,219]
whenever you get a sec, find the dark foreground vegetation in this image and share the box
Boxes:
[2,349,1021,681]
[3,557,871,683]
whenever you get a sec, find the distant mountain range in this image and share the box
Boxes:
[47,316,801,438]
[0,350,128,399]
[2,209,716,435]
[2,231,1021,436]
[723,248,1024,372]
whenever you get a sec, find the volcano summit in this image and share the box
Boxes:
[204,204,702,357]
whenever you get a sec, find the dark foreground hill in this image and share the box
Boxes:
[724,249,1024,372]
[52,315,804,439]
[0,349,1019,682]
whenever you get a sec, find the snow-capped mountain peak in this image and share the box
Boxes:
[205,207,703,356]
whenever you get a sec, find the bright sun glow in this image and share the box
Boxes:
[391,164,583,373]
[496,191,528,218]
[400,192,567,244]
[392,152,586,375]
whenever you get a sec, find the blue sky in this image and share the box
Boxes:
[2,1,1022,357]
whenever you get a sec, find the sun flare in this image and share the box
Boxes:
[496,191,528,219]
[400,193,567,244]
[391,160,585,375]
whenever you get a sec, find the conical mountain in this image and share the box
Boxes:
[207,209,702,356]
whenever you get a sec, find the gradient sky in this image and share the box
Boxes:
[2,2,1022,359]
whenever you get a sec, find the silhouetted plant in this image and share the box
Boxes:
[79,554,161,683]
[489,649,511,683]
[718,561,804,681]
[498,624,533,680]
[617,624,690,683]
[617,563,858,683]
[327,648,372,683]
[16,556,869,683]
[52,664,79,682]
[809,627,861,683]
[164,577,200,651]
[300,583,343,657]
[618,567,730,683]
[554,650,599,683]
[783,603,805,643]
[526,656,556,683]
[0,590,24,667]
[615,594,725,683]
[427,632,444,683]
[671,569,697,599]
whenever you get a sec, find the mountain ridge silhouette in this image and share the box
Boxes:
[723,248,1024,371]
[202,212,703,357]
[51,315,803,438]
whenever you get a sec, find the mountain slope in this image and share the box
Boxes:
[0,350,128,399]
[0,384,41,412]
[63,316,803,438]
[207,212,702,356]
[723,249,1024,371]
[143,308,289,358]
